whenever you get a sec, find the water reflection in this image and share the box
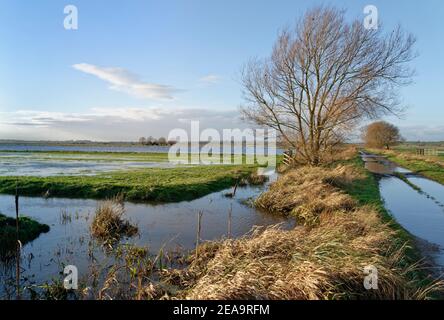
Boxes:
[0,181,295,297]
[361,153,410,174]
[362,152,444,271]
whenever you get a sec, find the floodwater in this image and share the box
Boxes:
[360,153,411,174]
[0,144,171,153]
[0,152,177,176]
[0,143,283,155]
[0,143,283,176]
[0,180,295,298]
[361,153,444,270]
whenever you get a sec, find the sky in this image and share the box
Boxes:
[0,0,443,141]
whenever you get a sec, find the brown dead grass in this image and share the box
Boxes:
[392,150,444,168]
[370,148,444,168]
[162,206,440,299]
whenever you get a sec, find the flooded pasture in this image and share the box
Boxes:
[0,143,283,176]
[0,179,295,298]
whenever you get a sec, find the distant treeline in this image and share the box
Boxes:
[0,139,177,147]
[138,137,176,146]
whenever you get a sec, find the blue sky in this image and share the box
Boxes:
[0,0,443,141]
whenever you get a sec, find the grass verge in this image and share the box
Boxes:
[0,165,256,202]
[341,157,430,278]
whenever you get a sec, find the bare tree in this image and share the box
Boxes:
[158,137,167,145]
[138,137,147,145]
[146,136,155,145]
[363,121,403,150]
[241,6,416,165]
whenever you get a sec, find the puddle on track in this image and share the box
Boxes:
[362,153,444,269]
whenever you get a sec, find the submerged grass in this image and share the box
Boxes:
[0,150,172,163]
[0,165,257,202]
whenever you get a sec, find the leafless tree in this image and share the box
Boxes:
[138,137,147,145]
[158,137,167,145]
[241,6,416,164]
[363,121,403,150]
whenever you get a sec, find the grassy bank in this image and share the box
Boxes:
[369,149,444,186]
[0,213,50,258]
[0,165,256,202]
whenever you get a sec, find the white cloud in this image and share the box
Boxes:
[72,63,179,100]
[0,107,245,141]
[399,125,444,141]
[199,74,221,85]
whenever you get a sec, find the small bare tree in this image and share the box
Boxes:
[241,6,416,165]
[158,137,167,145]
[363,121,403,150]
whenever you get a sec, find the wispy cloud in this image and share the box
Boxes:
[72,63,179,100]
[0,107,244,141]
[199,74,221,85]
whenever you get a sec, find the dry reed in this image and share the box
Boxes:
[90,198,138,244]
[255,164,361,225]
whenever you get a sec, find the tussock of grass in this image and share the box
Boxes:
[246,172,269,185]
[0,213,49,260]
[255,165,362,225]
[90,199,138,244]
